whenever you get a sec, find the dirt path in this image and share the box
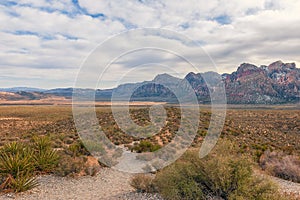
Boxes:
[254,169,300,199]
[0,168,162,200]
[270,176,300,198]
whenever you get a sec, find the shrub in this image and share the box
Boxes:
[154,161,204,200]
[32,136,60,173]
[0,142,26,155]
[0,138,62,192]
[0,143,34,178]
[0,142,37,193]
[54,153,86,177]
[154,140,285,200]
[260,150,300,183]
[130,174,157,193]
[33,149,60,173]
[6,172,38,193]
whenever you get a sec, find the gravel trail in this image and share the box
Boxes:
[0,168,163,200]
[270,176,300,198]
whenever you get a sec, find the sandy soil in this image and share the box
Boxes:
[0,168,163,200]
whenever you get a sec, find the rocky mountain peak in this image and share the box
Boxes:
[268,60,283,70]
[237,63,259,73]
[267,60,296,71]
[153,73,175,82]
[184,72,197,79]
[153,73,182,86]
[184,72,203,83]
[269,60,283,67]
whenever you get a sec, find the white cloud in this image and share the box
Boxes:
[0,0,300,88]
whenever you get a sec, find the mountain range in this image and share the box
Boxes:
[1,61,299,104]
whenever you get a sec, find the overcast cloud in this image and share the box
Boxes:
[0,0,300,88]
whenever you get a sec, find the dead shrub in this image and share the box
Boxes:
[260,150,300,183]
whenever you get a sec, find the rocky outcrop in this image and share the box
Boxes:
[131,61,300,104]
[222,61,300,103]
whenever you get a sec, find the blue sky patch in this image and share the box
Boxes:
[71,0,106,19]
[212,15,231,25]
[12,30,55,40]
[0,1,17,7]
[14,30,39,36]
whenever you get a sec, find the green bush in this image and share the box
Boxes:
[154,140,285,200]
[0,138,61,192]
[154,161,204,200]
[32,136,59,172]
[7,172,38,193]
[0,142,27,155]
[0,142,37,193]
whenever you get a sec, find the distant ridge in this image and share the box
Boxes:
[0,87,46,93]
[1,61,299,104]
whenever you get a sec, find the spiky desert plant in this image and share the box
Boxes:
[32,136,60,173]
[0,142,37,193]
[6,172,38,193]
[0,142,34,177]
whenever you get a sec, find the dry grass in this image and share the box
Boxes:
[260,150,300,183]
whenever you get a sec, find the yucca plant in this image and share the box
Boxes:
[0,142,34,176]
[1,142,25,155]
[32,136,51,152]
[6,172,38,193]
[33,149,60,172]
[0,142,37,193]
[0,151,34,178]
[32,136,60,172]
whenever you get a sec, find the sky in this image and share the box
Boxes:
[0,0,300,89]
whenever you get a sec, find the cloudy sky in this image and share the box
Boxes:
[1,0,300,89]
